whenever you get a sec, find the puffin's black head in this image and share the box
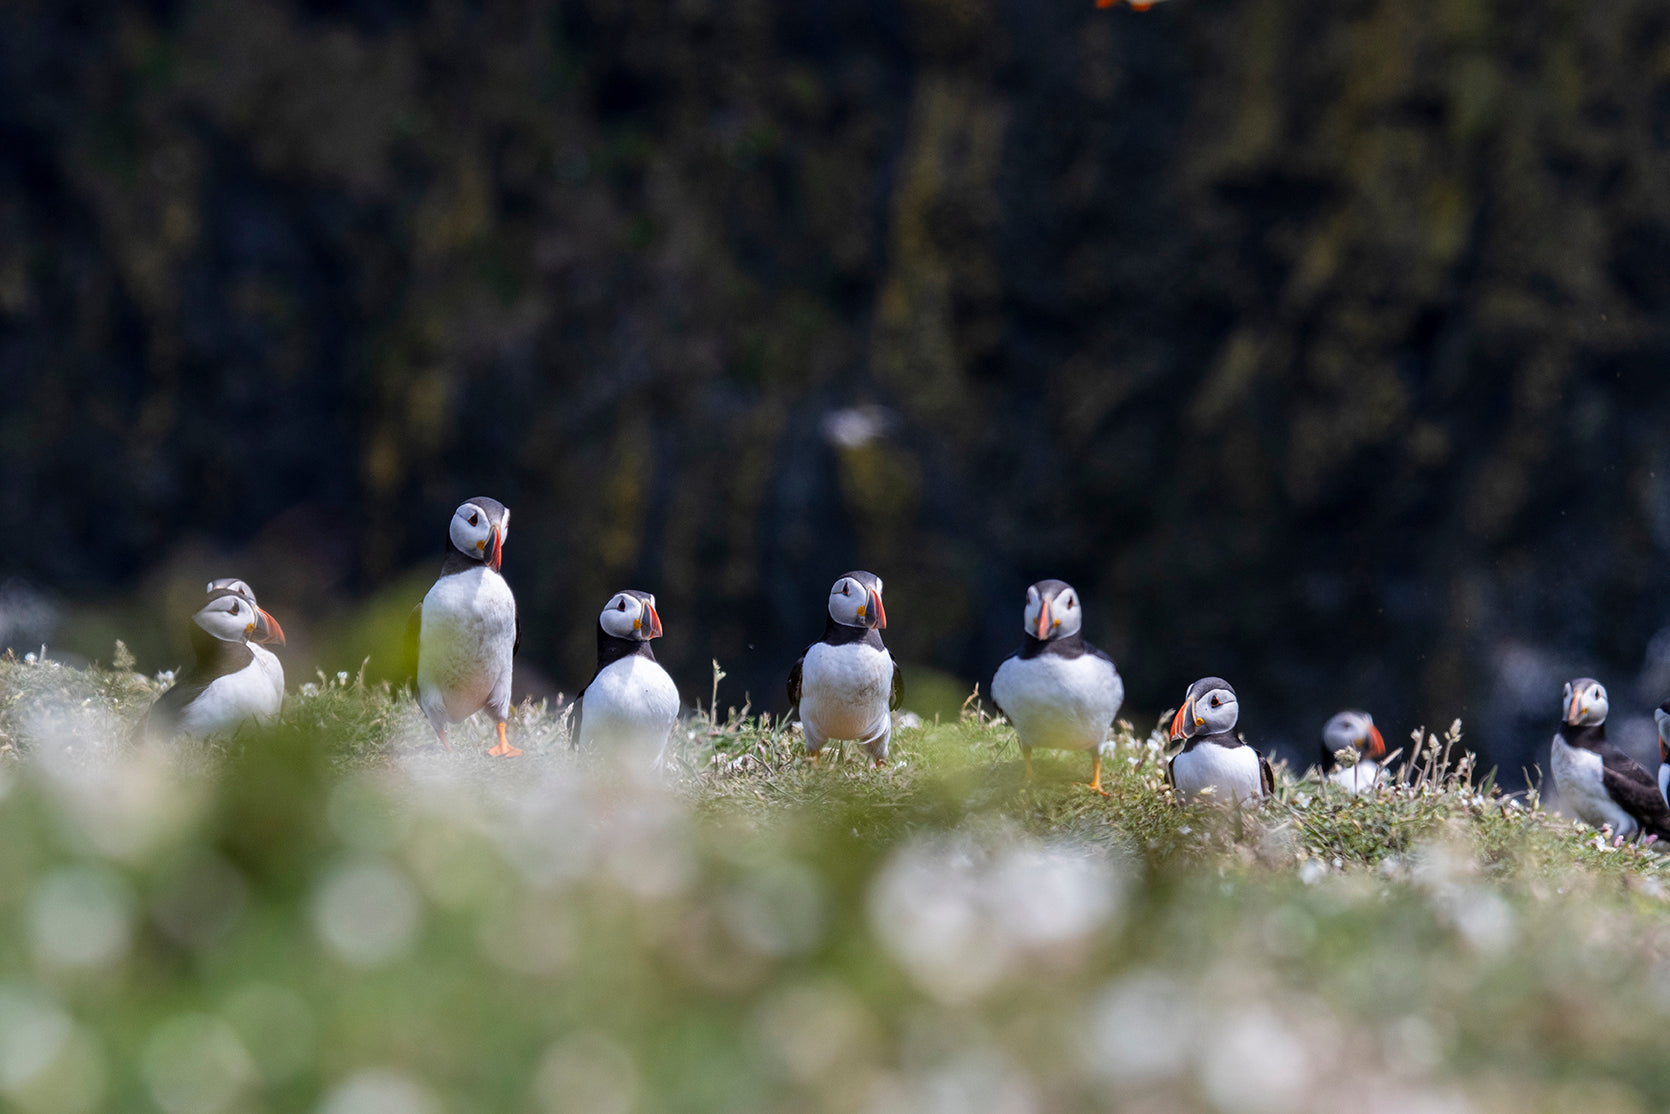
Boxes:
[205,579,285,645]
[1561,678,1607,728]
[827,571,886,630]
[1023,580,1083,642]
[448,497,511,570]
[599,589,663,642]
[1320,709,1385,770]
[1171,676,1238,740]
[192,592,262,645]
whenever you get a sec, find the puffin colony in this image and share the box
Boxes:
[144,495,1670,828]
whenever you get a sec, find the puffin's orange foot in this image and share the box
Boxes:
[874,756,887,769]
[486,722,522,758]
[807,752,821,767]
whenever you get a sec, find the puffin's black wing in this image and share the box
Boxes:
[145,671,212,734]
[403,603,423,681]
[989,649,1018,721]
[513,604,521,657]
[1165,753,1178,790]
[1599,744,1670,838]
[787,653,805,711]
[889,654,904,711]
[143,658,218,734]
[1257,748,1276,797]
[569,691,584,750]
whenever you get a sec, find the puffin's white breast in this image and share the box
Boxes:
[249,643,285,709]
[177,661,282,737]
[991,652,1123,753]
[800,641,893,742]
[1551,735,1637,837]
[579,655,681,758]
[1326,759,1382,795]
[418,567,517,721]
[1171,742,1264,805]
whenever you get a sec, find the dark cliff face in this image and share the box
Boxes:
[4,0,1670,774]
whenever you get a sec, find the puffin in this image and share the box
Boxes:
[146,588,286,737]
[407,497,520,756]
[206,578,286,710]
[1656,701,1670,811]
[570,590,680,764]
[1165,677,1273,806]
[1549,678,1670,841]
[787,571,901,766]
[989,579,1124,793]
[1318,710,1387,794]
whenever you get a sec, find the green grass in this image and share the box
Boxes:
[1,650,1668,1114]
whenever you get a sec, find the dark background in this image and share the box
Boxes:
[4,0,1670,779]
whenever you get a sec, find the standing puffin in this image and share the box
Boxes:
[1549,678,1670,841]
[1166,677,1273,805]
[571,590,680,764]
[1319,710,1387,794]
[407,497,520,756]
[990,580,1124,793]
[206,578,286,711]
[787,571,901,766]
[146,588,286,737]
[1656,702,1670,811]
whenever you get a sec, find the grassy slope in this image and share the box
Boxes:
[1,652,1669,1114]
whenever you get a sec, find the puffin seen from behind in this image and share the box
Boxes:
[990,579,1124,793]
[1166,677,1273,806]
[407,497,521,756]
[206,578,286,711]
[1549,678,1670,841]
[146,588,286,737]
[571,590,680,765]
[787,571,901,767]
[1318,709,1387,795]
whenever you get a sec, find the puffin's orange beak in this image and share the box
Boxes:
[1364,723,1386,759]
[1036,598,1052,640]
[489,525,503,571]
[254,608,286,646]
[1566,690,1583,724]
[868,588,887,630]
[1170,698,1192,741]
[643,602,663,639]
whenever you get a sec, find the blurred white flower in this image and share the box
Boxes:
[311,860,423,967]
[750,981,876,1083]
[534,1032,638,1114]
[868,832,1123,1003]
[720,860,826,957]
[28,866,135,971]
[1085,971,1194,1085]
[1197,1005,1313,1114]
[318,1069,440,1114]
[0,985,72,1092]
[141,1014,256,1114]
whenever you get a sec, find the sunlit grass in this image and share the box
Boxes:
[1,650,1669,1113]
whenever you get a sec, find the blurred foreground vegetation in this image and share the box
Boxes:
[2,651,1670,1113]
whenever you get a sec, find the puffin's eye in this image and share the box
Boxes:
[230,603,240,614]
[617,599,627,611]
[842,584,850,596]
[1210,696,1220,707]
[469,513,479,527]
[1064,595,1074,608]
